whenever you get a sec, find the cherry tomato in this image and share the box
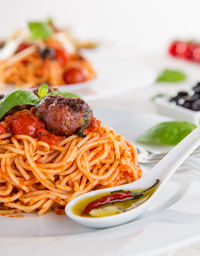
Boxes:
[193,46,200,63]
[175,42,193,60]
[17,42,32,52]
[168,41,179,56]
[55,48,69,66]
[168,40,200,62]
[63,67,88,84]
[9,111,44,137]
[187,42,197,61]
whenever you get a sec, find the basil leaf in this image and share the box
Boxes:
[28,22,53,40]
[156,69,187,83]
[137,121,196,146]
[38,83,49,99]
[0,90,39,119]
[151,93,168,101]
[46,17,53,25]
[47,92,81,99]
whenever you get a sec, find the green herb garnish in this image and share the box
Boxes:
[156,69,187,83]
[47,178,57,188]
[38,83,49,99]
[37,84,81,99]
[46,17,53,25]
[0,90,40,119]
[137,121,196,146]
[38,84,49,99]
[28,21,53,40]
[151,93,168,101]
[0,84,82,119]
[47,92,81,99]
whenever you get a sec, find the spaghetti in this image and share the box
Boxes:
[0,20,96,88]
[0,49,96,88]
[0,126,142,215]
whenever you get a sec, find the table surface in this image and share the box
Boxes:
[89,51,200,256]
[0,50,199,256]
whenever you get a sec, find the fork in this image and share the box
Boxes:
[137,146,200,164]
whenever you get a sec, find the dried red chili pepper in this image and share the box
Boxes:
[82,179,160,215]
[82,191,140,215]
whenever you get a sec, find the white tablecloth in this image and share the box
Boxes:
[89,51,200,256]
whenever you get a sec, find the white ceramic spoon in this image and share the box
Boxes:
[65,126,200,228]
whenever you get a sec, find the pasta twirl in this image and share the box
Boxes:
[0,126,142,215]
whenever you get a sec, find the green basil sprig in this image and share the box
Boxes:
[47,92,81,99]
[38,83,49,99]
[156,69,187,83]
[28,21,53,40]
[38,83,81,99]
[137,121,196,146]
[46,17,53,25]
[0,90,40,119]
[0,84,82,119]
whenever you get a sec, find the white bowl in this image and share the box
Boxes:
[154,98,200,125]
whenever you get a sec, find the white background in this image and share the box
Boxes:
[1,0,200,51]
[1,1,200,255]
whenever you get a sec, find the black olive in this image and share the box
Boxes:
[192,91,200,98]
[169,91,188,103]
[0,41,5,49]
[40,48,55,60]
[176,91,188,98]
[0,94,4,100]
[169,84,200,111]
[191,100,200,111]
[177,98,185,105]
[169,96,178,102]
[192,82,200,90]
[178,95,200,110]
[193,82,200,88]
[179,101,193,109]
[193,87,200,94]
[184,95,199,102]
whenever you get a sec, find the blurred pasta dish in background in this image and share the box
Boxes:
[0,18,97,88]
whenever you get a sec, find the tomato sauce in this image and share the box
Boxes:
[0,111,63,145]
[0,125,7,135]
[0,111,100,145]
[9,111,44,137]
[86,118,101,132]
[82,118,101,136]
[37,128,63,145]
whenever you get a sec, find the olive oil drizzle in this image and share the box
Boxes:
[72,179,160,218]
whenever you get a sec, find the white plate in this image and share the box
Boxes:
[0,50,156,101]
[154,97,200,126]
[95,108,173,154]
[1,109,200,256]
[95,108,200,168]
[59,51,156,100]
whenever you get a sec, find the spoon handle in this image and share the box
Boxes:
[149,126,200,186]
